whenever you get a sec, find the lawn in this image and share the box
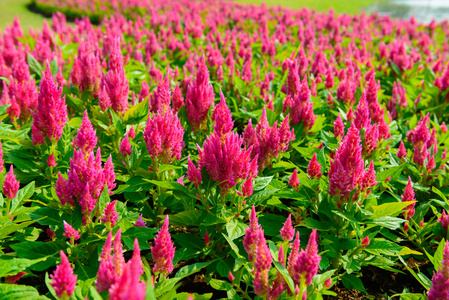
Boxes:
[234,0,382,14]
[0,0,48,31]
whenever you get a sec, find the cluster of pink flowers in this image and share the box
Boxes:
[70,39,102,96]
[407,113,436,171]
[56,112,115,224]
[151,215,175,276]
[428,241,449,299]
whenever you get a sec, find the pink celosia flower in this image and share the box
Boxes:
[409,113,431,166]
[151,215,175,275]
[185,55,214,132]
[0,140,4,173]
[134,215,147,227]
[401,177,416,221]
[361,236,370,248]
[270,245,286,299]
[397,141,407,160]
[47,153,58,167]
[143,107,184,165]
[229,271,235,282]
[324,278,332,289]
[211,90,234,137]
[187,156,202,188]
[100,200,119,227]
[360,161,377,194]
[428,241,449,300]
[353,92,370,131]
[3,165,19,200]
[289,169,300,191]
[243,206,261,263]
[241,178,253,198]
[441,122,448,134]
[334,114,345,140]
[138,81,149,102]
[280,214,295,242]
[198,131,256,193]
[101,38,129,114]
[31,61,67,145]
[287,232,300,277]
[96,232,115,292]
[73,110,97,155]
[364,124,379,155]
[120,134,132,157]
[70,40,101,96]
[50,251,77,299]
[62,220,80,244]
[128,125,136,139]
[307,153,322,180]
[204,231,210,247]
[438,211,449,238]
[150,74,171,113]
[293,229,321,287]
[253,230,272,297]
[47,228,55,239]
[172,84,184,112]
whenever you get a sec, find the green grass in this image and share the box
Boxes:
[234,0,381,14]
[0,0,48,31]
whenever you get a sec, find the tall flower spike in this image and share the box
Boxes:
[428,241,449,300]
[0,139,4,173]
[50,251,77,299]
[287,232,300,278]
[243,206,261,263]
[397,141,407,160]
[187,156,202,188]
[31,61,67,145]
[100,200,119,227]
[212,90,234,137]
[289,169,300,191]
[134,215,147,227]
[438,211,449,238]
[307,153,322,179]
[185,55,214,131]
[73,110,97,154]
[96,232,115,292]
[401,176,416,221]
[151,215,175,275]
[280,214,295,242]
[334,114,345,140]
[3,165,19,200]
[62,221,80,244]
[241,178,253,198]
[293,229,321,288]
[253,230,272,297]
[119,134,132,157]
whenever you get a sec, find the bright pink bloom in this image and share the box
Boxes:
[212,90,234,137]
[120,135,132,157]
[0,140,4,173]
[428,241,449,300]
[353,92,370,130]
[100,200,119,227]
[138,81,149,102]
[280,214,295,242]
[31,61,67,145]
[5,271,26,284]
[151,215,175,275]
[101,38,129,114]
[187,156,202,188]
[287,232,300,277]
[47,153,58,167]
[360,161,377,193]
[143,108,184,164]
[401,177,416,221]
[241,178,253,198]
[3,165,19,200]
[439,211,449,238]
[293,229,321,287]
[307,153,322,179]
[96,232,115,292]
[253,230,272,297]
[441,122,448,134]
[128,125,136,139]
[62,220,80,244]
[409,113,431,166]
[50,251,77,299]
[73,110,97,154]
[289,169,300,191]
[361,236,370,248]
[229,271,235,282]
[70,40,101,96]
[172,84,184,112]
[150,74,171,113]
[243,206,261,263]
[198,131,256,193]
[364,124,379,155]
[134,215,147,227]
[334,114,345,140]
[204,231,210,247]
[185,55,214,131]
[397,141,407,160]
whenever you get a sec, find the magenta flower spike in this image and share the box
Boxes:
[172,84,184,112]
[138,81,149,102]
[143,107,184,165]
[31,61,67,145]
[129,238,144,276]
[307,153,322,180]
[353,92,370,130]
[198,131,255,193]
[441,122,448,134]
[293,229,321,287]
[50,251,77,299]
[100,200,119,227]
[211,90,234,137]
[56,172,73,206]
[47,153,58,168]
[361,236,370,248]
[397,141,407,160]
[187,156,202,188]
[120,134,132,157]
[241,178,253,198]
[334,114,345,140]
[185,55,214,132]
[151,215,175,275]
[438,211,449,238]
[62,220,80,244]
[3,165,19,200]
[289,169,300,191]
[360,160,377,194]
[112,228,126,279]
[280,214,295,242]
[0,140,4,173]
[204,231,210,247]
[364,124,379,155]
[287,232,300,278]
[96,232,116,292]
[253,230,272,297]
[428,241,449,300]
[73,110,97,155]
[401,176,416,221]
[128,125,136,139]
[70,40,101,96]
[134,214,147,227]
[243,205,261,263]
[150,74,171,113]
[108,252,146,300]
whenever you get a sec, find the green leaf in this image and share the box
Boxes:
[341,274,367,294]
[29,207,61,226]
[27,53,43,76]
[123,98,148,124]
[377,164,405,182]
[208,278,241,299]
[11,241,65,271]
[433,238,446,273]
[222,233,242,258]
[273,261,295,293]
[169,210,203,226]
[366,216,405,230]
[253,176,273,191]
[0,284,49,300]
[0,257,47,277]
[368,201,416,219]
[175,260,215,279]
[226,219,247,240]
[121,227,157,250]
[397,254,431,290]
[246,189,279,205]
